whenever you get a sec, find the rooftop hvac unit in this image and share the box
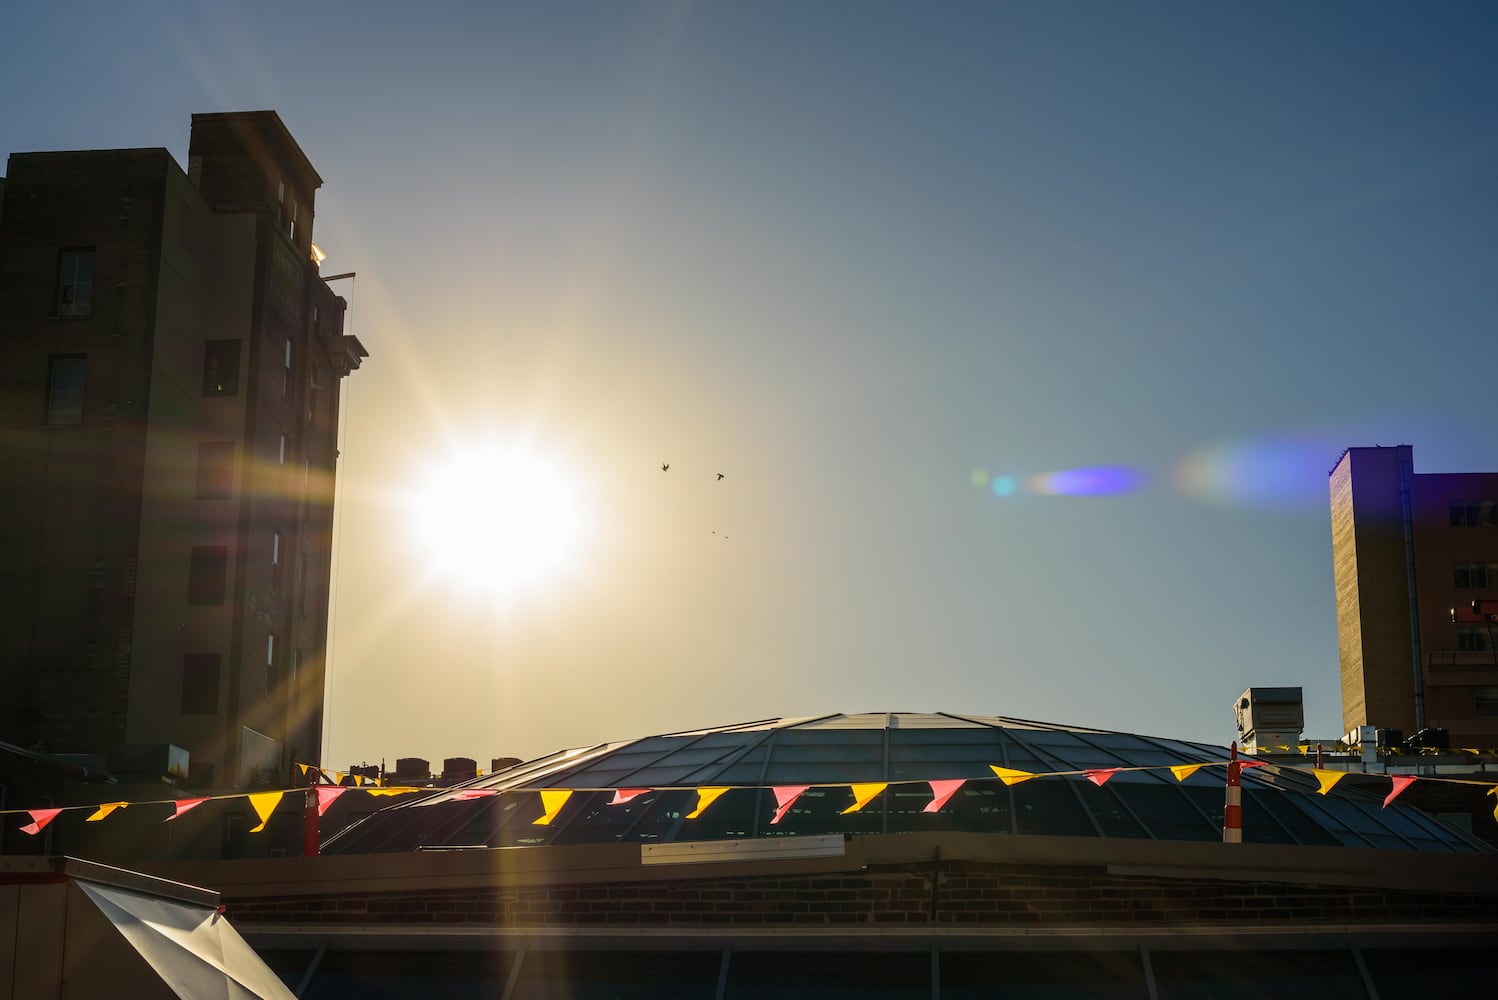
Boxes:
[1234,687,1304,751]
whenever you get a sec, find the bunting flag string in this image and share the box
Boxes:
[6,757,1497,835]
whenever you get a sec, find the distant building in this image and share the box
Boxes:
[0,111,367,791]
[1329,445,1498,747]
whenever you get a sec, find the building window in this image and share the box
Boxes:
[1454,562,1498,590]
[1477,687,1498,718]
[202,339,241,396]
[1450,500,1498,527]
[271,529,284,593]
[279,431,287,465]
[187,545,228,605]
[181,653,221,715]
[283,338,293,395]
[1456,625,1494,652]
[55,249,94,317]
[46,355,86,424]
[196,442,236,499]
[266,632,279,690]
[290,198,298,242]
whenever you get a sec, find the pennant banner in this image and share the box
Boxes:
[164,798,208,823]
[86,802,129,823]
[609,788,651,805]
[248,791,284,833]
[1085,769,1120,787]
[687,786,729,820]
[1383,775,1416,808]
[533,789,572,826]
[990,766,1036,786]
[840,783,887,815]
[316,786,348,816]
[1312,769,1346,796]
[925,779,964,813]
[770,785,810,825]
[20,808,64,836]
[1170,764,1207,782]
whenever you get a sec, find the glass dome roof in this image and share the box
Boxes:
[321,712,1490,854]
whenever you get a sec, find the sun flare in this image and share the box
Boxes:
[404,442,590,600]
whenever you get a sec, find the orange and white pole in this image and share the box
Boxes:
[1223,740,1243,844]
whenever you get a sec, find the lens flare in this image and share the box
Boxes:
[970,467,990,489]
[991,475,1017,497]
[1027,465,1143,496]
[1173,438,1329,509]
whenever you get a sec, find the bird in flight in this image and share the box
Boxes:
[717,473,725,481]
[661,463,670,471]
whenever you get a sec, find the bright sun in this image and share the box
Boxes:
[405,442,590,600]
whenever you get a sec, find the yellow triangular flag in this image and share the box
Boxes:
[687,786,730,819]
[1169,764,1207,782]
[334,771,345,785]
[990,766,1036,786]
[1297,744,1310,756]
[297,763,311,775]
[1312,769,1346,795]
[247,791,284,832]
[367,787,420,796]
[86,801,129,822]
[840,782,887,814]
[533,789,572,825]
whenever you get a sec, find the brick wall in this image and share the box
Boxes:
[226,859,1496,928]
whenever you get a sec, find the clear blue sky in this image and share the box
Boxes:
[5,2,1497,765]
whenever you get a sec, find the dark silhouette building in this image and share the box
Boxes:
[0,111,367,791]
[1330,445,1498,748]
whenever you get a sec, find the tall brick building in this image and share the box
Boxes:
[0,112,367,789]
[1329,445,1498,747]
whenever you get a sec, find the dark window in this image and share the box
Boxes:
[1477,687,1498,718]
[942,949,1148,999]
[181,653,221,715]
[1457,625,1494,652]
[271,529,283,594]
[187,546,228,605]
[724,951,930,999]
[1450,499,1498,526]
[1453,562,1497,589]
[196,442,236,499]
[55,249,94,317]
[1151,949,1367,1000]
[283,338,293,395]
[202,339,241,396]
[46,355,86,424]
[186,762,216,790]
[266,632,279,690]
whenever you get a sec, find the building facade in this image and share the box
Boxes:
[1329,445,1498,747]
[0,112,367,790]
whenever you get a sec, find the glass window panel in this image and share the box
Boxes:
[677,787,761,839]
[1111,783,1218,842]
[941,949,1149,998]
[755,785,886,837]
[1151,949,1367,1000]
[1013,781,1097,836]
[724,950,929,999]
[887,783,1012,835]
[513,950,721,999]
[761,760,884,784]
[1364,946,1498,992]
[773,730,885,746]
[1075,782,1149,838]
[889,727,1006,745]
[305,951,516,999]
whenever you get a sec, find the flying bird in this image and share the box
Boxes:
[661,463,669,471]
[716,473,725,481]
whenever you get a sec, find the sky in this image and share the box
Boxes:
[4,1,1497,767]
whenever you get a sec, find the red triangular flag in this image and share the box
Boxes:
[924,779,964,813]
[1085,768,1120,787]
[770,785,810,825]
[1383,775,1416,808]
[451,789,499,800]
[19,808,64,836]
[316,786,349,816]
[609,788,651,805]
[164,798,209,822]
[1239,760,1268,770]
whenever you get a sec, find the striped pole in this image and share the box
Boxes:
[1223,740,1243,844]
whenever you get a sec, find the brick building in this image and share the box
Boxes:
[0,112,367,792]
[1329,445,1498,747]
